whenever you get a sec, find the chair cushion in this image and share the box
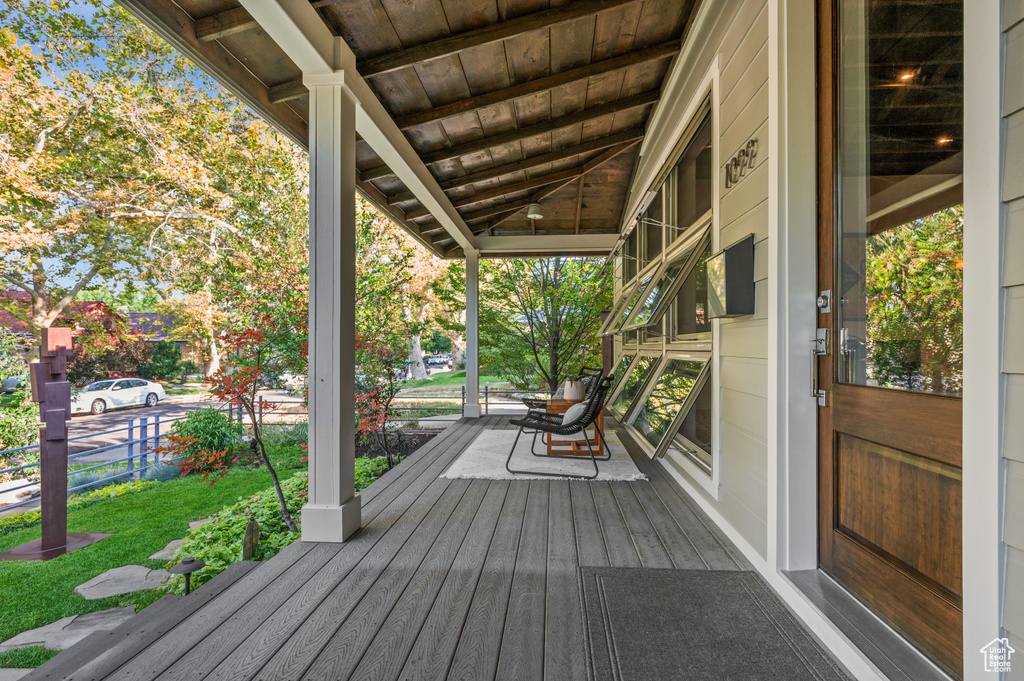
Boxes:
[561,401,587,425]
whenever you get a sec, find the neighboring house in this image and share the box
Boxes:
[0,290,123,339]
[124,312,201,366]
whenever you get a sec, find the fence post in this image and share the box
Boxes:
[484,386,489,415]
[127,418,135,477]
[154,414,161,456]
[461,386,465,414]
[140,417,149,474]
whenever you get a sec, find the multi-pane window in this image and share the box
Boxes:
[607,101,717,480]
[675,113,713,236]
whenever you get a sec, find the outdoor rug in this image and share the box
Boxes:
[441,428,647,481]
[581,567,853,681]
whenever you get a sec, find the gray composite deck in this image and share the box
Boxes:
[29,415,755,681]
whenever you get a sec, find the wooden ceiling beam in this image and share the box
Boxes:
[385,127,645,204]
[392,41,679,130]
[195,6,257,42]
[361,90,658,181]
[268,80,308,104]
[481,140,638,232]
[358,0,639,77]
[451,163,592,210]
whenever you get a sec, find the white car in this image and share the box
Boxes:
[72,378,167,415]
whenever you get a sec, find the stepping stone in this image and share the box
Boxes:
[188,518,209,530]
[0,669,31,680]
[0,606,135,653]
[148,539,183,561]
[74,566,171,600]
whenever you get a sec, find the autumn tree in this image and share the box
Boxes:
[479,257,611,390]
[0,4,247,343]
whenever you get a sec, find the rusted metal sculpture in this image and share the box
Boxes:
[0,328,108,561]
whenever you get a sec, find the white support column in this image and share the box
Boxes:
[464,250,481,418]
[302,81,361,543]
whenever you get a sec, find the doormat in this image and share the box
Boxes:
[441,429,647,481]
[582,567,852,681]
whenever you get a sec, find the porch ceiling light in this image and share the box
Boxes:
[527,202,543,220]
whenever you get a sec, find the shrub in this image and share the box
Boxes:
[261,422,308,450]
[138,341,182,380]
[177,360,200,381]
[165,472,309,592]
[141,461,183,482]
[0,391,37,457]
[355,456,389,493]
[171,408,242,457]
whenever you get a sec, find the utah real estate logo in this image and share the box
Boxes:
[980,637,1014,673]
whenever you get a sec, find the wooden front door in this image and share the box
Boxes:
[816,1,964,677]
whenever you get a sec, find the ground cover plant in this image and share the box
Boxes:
[0,464,297,666]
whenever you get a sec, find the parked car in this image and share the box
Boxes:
[426,355,452,369]
[72,378,167,415]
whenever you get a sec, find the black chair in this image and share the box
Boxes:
[505,375,613,480]
[521,366,604,412]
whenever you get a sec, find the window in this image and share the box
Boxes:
[674,240,713,338]
[626,230,711,332]
[624,230,638,282]
[608,270,655,334]
[609,355,658,421]
[631,356,709,451]
[670,375,712,471]
[644,189,664,265]
[675,113,713,234]
[609,353,635,395]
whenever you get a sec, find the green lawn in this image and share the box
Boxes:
[163,386,212,396]
[400,371,509,392]
[0,462,304,667]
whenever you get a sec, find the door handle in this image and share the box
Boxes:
[811,328,831,407]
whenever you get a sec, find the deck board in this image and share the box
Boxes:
[29,415,807,681]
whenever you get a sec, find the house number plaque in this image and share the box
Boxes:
[724,139,758,188]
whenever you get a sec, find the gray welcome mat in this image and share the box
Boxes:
[581,568,852,681]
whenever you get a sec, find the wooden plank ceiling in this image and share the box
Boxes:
[123,0,701,257]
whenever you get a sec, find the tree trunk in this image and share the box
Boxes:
[206,335,220,376]
[408,334,429,380]
[447,331,464,369]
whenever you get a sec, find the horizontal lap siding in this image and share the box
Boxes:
[665,0,770,559]
[1003,0,1024,653]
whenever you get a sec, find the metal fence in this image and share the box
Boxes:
[0,388,540,515]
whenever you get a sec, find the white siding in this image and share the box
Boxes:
[695,0,770,558]
[1003,0,1024,652]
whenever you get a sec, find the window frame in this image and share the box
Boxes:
[606,350,662,422]
[622,218,712,333]
[623,351,711,456]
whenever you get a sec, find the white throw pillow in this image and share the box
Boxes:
[561,401,587,425]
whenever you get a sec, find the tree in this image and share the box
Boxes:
[431,262,467,368]
[354,334,406,469]
[0,6,239,343]
[209,324,299,532]
[865,205,963,394]
[138,340,181,380]
[479,257,611,390]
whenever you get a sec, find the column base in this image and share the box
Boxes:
[463,404,481,418]
[300,496,361,543]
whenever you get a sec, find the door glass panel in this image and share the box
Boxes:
[632,358,707,451]
[836,0,963,397]
[609,356,657,420]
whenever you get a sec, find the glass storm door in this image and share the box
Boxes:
[817,0,964,676]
